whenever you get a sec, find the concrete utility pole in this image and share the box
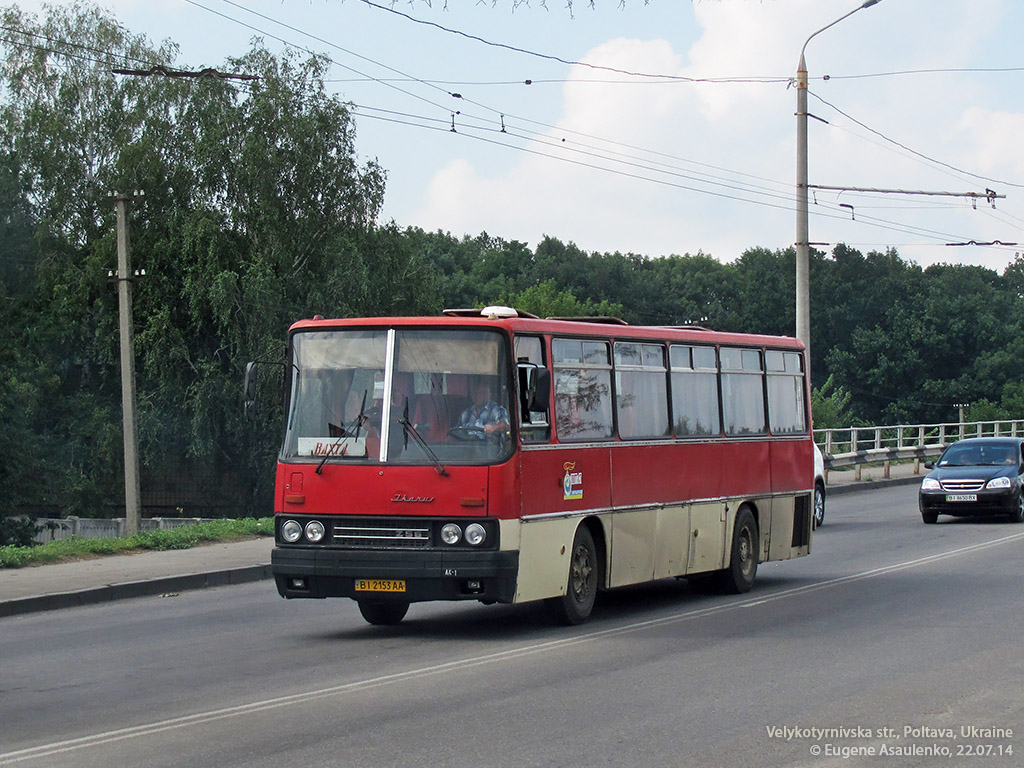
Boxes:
[111,191,144,536]
[796,0,882,375]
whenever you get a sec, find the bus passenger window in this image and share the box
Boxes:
[670,345,721,437]
[766,350,807,434]
[721,347,767,436]
[553,339,613,442]
[615,342,669,439]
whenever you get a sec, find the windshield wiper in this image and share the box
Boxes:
[316,389,368,475]
[398,399,448,477]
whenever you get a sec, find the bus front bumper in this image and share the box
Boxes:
[272,546,519,604]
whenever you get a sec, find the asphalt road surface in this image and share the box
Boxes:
[2,484,1022,768]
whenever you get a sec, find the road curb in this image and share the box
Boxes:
[0,564,273,619]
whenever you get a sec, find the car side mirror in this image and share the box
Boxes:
[924,461,934,469]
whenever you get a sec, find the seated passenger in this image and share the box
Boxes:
[457,376,509,439]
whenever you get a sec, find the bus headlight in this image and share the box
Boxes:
[305,520,326,542]
[281,519,302,543]
[440,523,462,545]
[464,523,486,546]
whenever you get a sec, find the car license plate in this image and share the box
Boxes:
[946,494,978,502]
[354,579,406,593]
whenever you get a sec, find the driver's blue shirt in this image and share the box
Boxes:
[458,400,509,439]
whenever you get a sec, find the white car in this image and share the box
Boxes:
[813,443,827,528]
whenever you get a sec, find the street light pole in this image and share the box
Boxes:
[796,0,882,373]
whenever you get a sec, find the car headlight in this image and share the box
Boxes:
[440,523,462,545]
[305,520,326,542]
[986,476,1012,490]
[921,478,941,491]
[464,523,487,546]
[281,519,303,543]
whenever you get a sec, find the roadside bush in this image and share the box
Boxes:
[0,516,38,547]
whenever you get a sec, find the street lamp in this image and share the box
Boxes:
[796,0,882,373]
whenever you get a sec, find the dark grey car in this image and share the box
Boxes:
[919,437,1024,524]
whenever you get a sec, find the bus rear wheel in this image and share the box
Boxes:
[545,525,598,625]
[716,506,759,594]
[357,600,409,626]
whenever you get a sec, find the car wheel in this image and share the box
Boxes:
[813,481,826,529]
[1010,494,1024,524]
[921,511,938,524]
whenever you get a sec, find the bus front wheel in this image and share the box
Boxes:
[545,525,599,625]
[357,600,409,626]
[717,506,759,594]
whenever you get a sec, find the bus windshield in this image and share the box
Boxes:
[283,328,512,465]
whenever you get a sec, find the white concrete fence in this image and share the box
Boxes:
[28,517,222,545]
[814,419,1024,481]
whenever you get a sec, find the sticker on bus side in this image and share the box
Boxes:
[563,462,584,500]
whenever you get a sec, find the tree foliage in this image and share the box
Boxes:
[0,1,427,518]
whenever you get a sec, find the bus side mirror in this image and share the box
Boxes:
[531,368,551,412]
[517,363,550,423]
[244,361,258,420]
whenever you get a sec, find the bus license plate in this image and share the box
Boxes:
[354,579,406,593]
[946,494,977,502]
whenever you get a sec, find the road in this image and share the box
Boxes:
[1,485,1022,768]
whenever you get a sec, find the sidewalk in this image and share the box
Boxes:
[825,458,925,495]
[0,465,925,619]
[0,537,274,618]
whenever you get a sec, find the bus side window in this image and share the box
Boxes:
[514,335,551,443]
[552,338,614,442]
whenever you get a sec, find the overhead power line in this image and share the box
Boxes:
[809,91,1024,191]
[358,0,790,84]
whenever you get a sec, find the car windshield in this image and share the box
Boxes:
[283,328,512,466]
[938,443,1018,467]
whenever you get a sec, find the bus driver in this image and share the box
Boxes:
[457,376,509,439]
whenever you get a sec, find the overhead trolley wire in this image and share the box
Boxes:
[357,0,791,84]
[809,90,1024,191]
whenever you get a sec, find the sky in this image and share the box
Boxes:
[12,0,1024,272]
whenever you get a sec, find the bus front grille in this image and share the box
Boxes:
[332,521,432,548]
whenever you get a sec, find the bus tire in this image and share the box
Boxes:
[357,600,409,626]
[545,525,599,625]
[717,506,759,594]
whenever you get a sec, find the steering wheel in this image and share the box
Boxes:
[448,425,486,441]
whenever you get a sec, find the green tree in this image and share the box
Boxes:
[810,374,854,430]
[0,2,408,517]
[504,279,623,319]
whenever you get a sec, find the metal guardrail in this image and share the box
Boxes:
[813,420,1024,475]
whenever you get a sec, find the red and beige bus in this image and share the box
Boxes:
[251,306,813,626]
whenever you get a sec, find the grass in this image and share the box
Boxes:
[0,518,274,569]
